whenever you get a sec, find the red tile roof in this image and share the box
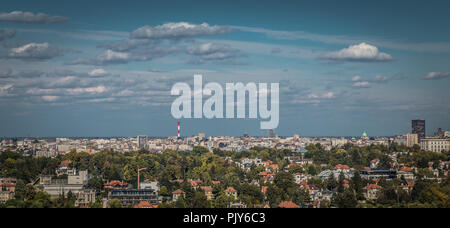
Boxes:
[201,186,213,192]
[363,184,382,190]
[172,189,185,194]
[334,164,350,170]
[134,201,158,208]
[225,187,237,193]
[400,167,412,172]
[278,201,300,208]
[60,160,71,167]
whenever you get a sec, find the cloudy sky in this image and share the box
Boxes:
[0,0,449,137]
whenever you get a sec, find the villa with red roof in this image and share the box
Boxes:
[225,187,238,200]
[172,189,185,202]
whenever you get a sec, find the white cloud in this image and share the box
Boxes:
[323,42,393,62]
[352,75,362,82]
[66,86,107,95]
[131,22,231,39]
[352,81,370,88]
[186,42,243,64]
[88,68,108,77]
[307,92,335,99]
[41,95,59,102]
[0,11,68,24]
[95,50,129,63]
[49,76,77,87]
[8,42,63,59]
[422,72,450,80]
[0,84,13,96]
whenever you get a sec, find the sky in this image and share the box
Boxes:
[0,0,450,137]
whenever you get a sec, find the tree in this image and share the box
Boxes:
[337,172,345,193]
[107,199,123,208]
[274,172,295,195]
[307,165,317,176]
[214,194,232,208]
[327,173,337,191]
[14,179,26,200]
[293,189,310,207]
[351,171,364,200]
[266,184,283,207]
[87,176,104,192]
[334,189,357,208]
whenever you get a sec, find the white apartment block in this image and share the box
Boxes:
[421,138,450,153]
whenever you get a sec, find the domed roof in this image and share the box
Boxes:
[362,131,368,137]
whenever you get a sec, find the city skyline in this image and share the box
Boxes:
[1,0,450,137]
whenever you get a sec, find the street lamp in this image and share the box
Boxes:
[137,166,147,190]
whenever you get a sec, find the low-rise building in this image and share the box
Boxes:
[225,187,238,200]
[200,186,214,200]
[108,188,160,206]
[363,184,382,200]
[0,178,16,203]
[172,189,185,202]
[421,137,450,153]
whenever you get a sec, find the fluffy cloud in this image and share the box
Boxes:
[0,11,68,24]
[95,50,130,64]
[0,29,16,41]
[186,42,244,64]
[69,46,179,65]
[88,68,109,77]
[351,74,404,86]
[422,72,450,80]
[323,42,393,62]
[308,92,335,99]
[131,22,231,40]
[66,86,107,95]
[7,42,64,60]
[352,81,370,88]
[352,75,362,82]
[26,85,107,96]
[48,76,78,87]
[41,95,59,102]
[0,84,13,96]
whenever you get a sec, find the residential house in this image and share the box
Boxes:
[225,187,238,200]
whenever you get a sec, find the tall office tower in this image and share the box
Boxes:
[137,135,148,149]
[412,119,425,142]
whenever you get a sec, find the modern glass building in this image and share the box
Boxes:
[412,119,426,142]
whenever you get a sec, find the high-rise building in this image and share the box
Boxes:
[412,119,425,142]
[137,135,148,149]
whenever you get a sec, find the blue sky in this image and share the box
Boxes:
[0,0,449,137]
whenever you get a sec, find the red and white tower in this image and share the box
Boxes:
[177,121,181,138]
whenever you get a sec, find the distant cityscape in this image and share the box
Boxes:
[1,119,449,157]
[1,119,449,208]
